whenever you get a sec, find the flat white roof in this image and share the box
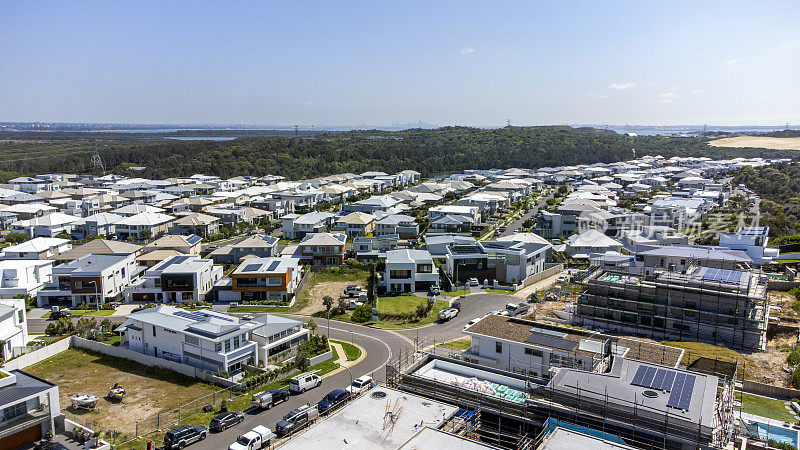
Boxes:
[283,386,458,450]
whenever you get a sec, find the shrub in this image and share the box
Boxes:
[789,348,800,366]
[46,317,76,336]
[351,304,373,323]
[299,334,329,357]
[768,439,798,450]
[792,366,800,389]
[217,370,230,379]
[294,350,310,372]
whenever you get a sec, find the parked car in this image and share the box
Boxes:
[50,310,73,320]
[429,285,441,296]
[437,307,459,321]
[228,425,275,450]
[468,277,479,287]
[556,274,570,283]
[464,317,481,330]
[289,372,321,394]
[317,389,350,414]
[346,376,375,396]
[210,412,245,432]
[450,301,461,310]
[163,425,208,449]
[346,299,364,309]
[498,226,506,232]
[275,404,319,436]
[505,302,530,316]
[344,285,362,297]
[251,389,290,410]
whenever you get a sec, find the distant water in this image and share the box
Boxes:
[164,136,236,141]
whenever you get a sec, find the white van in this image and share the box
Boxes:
[289,372,321,394]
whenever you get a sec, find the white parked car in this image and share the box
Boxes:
[468,277,479,287]
[289,373,321,394]
[346,376,374,395]
[556,274,570,283]
[437,307,459,321]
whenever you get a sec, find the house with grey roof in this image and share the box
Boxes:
[124,255,223,303]
[0,369,61,448]
[281,211,336,240]
[115,305,261,374]
[208,234,278,265]
[249,314,309,364]
[36,253,141,308]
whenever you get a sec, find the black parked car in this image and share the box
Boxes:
[317,389,350,414]
[49,310,72,320]
[163,425,207,449]
[209,411,245,432]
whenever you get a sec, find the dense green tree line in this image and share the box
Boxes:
[733,163,800,244]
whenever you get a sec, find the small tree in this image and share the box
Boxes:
[139,230,152,242]
[351,304,372,323]
[306,318,318,333]
[415,303,427,319]
[294,349,310,372]
[322,296,334,314]
[4,232,30,244]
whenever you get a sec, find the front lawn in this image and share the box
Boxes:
[442,289,471,297]
[436,338,471,351]
[661,341,753,379]
[373,298,449,329]
[44,309,116,318]
[484,288,516,294]
[228,305,291,313]
[378,295,429,315]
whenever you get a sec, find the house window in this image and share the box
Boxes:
[524,348,543,357]
[185,335,199,345]
[225,340,231,352]
[215,342,222,352]
[495,342,502,354]
[152,326,157,337]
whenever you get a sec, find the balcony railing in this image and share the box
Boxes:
[0,404,50,438]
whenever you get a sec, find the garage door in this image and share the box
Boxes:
[0,424,42,450]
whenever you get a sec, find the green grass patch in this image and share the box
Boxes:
[43,309,116,318]
[738,392,796,422]
[331,339,361,361]
[378,295,428,314]
[442,289,471,297]
[484,288,516,294]
[436,338,471,351]
[373,300,449,329]
[662,341,754,379]
[28,334,66,345]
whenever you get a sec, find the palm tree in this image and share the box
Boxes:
[322,295,334,337]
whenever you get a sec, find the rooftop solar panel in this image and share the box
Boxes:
[243,263,262,272]
[187,234,202,244]
[642,366,657,387]
[524,333,578,351]
[266,260,281,272]
[630,366,648,387]
[172,255,191,264]
[667,373,687,409]
[652,368,667,390]
[677,374,695,410]
[661,370,676,392]
[174,310,204,322]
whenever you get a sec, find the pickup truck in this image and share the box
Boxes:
[505,302,530,316]
[229,425,275,450]
[437,307,459,321]
[251,389,290,410]
[346,376,375,396]
[344,285,362,297]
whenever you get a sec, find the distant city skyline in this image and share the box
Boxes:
[1,1,798,126]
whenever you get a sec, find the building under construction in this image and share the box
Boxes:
[574,262,769,352]
[387,351,737,450]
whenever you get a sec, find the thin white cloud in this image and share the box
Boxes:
[609,82,635,90]
[689,89,706,94]
[657,91,678,104]
[724,58,740,66]
[460,48,475,55]
[588,92,608,99]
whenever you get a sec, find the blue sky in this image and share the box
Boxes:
[1,1,798,126]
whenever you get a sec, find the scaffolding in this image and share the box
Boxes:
[575,264,769,352]
[389,353,737,450]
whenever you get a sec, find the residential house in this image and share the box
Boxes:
[115,212,175,241]
[230,256,303,303]
[334,212,376,237]
[375,214,418,239]
[51,239,142,264]
[112,204,166,217]
[719,226,779,265]
[564,230,624,258]
[353,234,399,262]
[427,214,473,234]
[1,204,57,220]
[169,212,221,237]
[207,234,278,265]
[340,195,403,214]
[36,254,140,308]
[0,369,61,449]
[428,205,480,227]
[70,212,123,239]
[10,213,81,238]
[445,233,551,285]
[115,305,261,374]
[249,315,310,363]
[298,233,346,267]
[125,255,223,303]
[0,238,72,260]
[142,234,202,256]
[384,249,438,293]
[281,211,336,240]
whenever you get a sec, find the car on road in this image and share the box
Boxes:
[450,301,461,310]
[346,376,375,396]
[49,310,73,320]
[437,307,459,321]
[210,411,245,432]
[468,277,480,287]
[289,372,321,394]
[229,425,275,450]
[275,404,319,436]
[163,425,208,449]
[344,285,362,297]
[251,389,290,410]
[556,274,570,283]
[317,389,350,414]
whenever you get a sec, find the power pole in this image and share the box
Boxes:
[90,141,106,175]
[294,125,299,140]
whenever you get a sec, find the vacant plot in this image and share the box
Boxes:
[295,267,369,315]
[709,136,800,150]
[25,348,219,431]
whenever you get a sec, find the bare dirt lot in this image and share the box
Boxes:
[709,136,800,150]
[295,268,369,315]
[25,348,219,433]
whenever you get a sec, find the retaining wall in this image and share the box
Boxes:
[2,337,73,371]
[522,264,564,288]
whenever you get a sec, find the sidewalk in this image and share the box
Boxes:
[324,341,367,378]
[111,303,141,317]
[27,307,49,319]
